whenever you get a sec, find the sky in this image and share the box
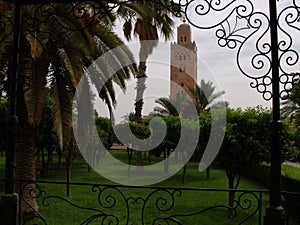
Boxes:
[93,0,300,122]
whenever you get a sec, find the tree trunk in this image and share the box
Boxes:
[228,182,235,218]
[148,151,152,165]
[163,149,170,174]
[136,150,145,174]
[182,164,187,184]
[206,165,210,178]
[16,90,38,219]
[57,150,63,171]
[66,154,71,197]
[182,151,187,183]
[127,148,133,178]
[134,62,147,123]
[226,169,241,218]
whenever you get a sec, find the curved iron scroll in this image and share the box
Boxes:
[180,0,300,100]
[19,180,266,225]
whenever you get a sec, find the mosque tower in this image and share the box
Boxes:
[170,19,197,100]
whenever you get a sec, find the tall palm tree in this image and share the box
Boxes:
[0,2,137,216]
[189,79,226,114]
[119,1,175,122]
[118,1,175,169]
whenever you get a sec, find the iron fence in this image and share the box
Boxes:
[17,179,268,225]
[0,178,298,224]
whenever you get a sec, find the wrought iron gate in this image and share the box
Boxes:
[1,1,300,225]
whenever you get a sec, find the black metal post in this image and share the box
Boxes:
[5,0,21,195]
[0,2,21,225]
[264,0,286,224]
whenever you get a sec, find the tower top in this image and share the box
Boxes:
[177,20,192,45]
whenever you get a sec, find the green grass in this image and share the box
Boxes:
[1,151,298,225]
[282,164,300,181]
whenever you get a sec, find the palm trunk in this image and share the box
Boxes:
[226,169,241,218]
[66,152,71,197]
[134,57,148,172]
[134,61,147,122]
[206,165,210,178]
[16,90,38,219]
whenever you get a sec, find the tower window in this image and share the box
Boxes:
[179,55,182,60]
[183,55,186,61]
[181,37,183,42]
[184,36,187,42]
[181,83,184,87]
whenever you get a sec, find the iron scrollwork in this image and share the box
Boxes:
[181,0,300,100]
[18,180,265,225]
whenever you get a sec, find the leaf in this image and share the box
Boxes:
[22,55,49,125]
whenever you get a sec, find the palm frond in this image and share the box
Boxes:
[123,19,132,41]
[52,72,73,149]
[57,47,84,87]
[23,56,49,125]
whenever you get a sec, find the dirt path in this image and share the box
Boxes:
[283,161,300,168]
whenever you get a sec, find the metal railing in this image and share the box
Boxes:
[0,178,299,224]
[17,179,268,225]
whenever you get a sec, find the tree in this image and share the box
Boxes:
[281,75,300,161]
[0,2,137,216]
[215,107,293,217]
[120,1,175,122]
[120,1,175,169]
[189,79,226,114]
[150,92,194,118]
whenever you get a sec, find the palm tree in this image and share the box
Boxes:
[122,111,135,122]
[118,2,175,169]
[151,97,179,117]
[119,1,175,122]
[1,2,137,216]
[151,92,193,117]
[189,79,226,114]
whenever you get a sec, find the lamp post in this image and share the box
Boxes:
[264,0,285,224]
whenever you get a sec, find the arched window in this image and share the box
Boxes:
[183,54,186,61]
[184,36,187,42]
[179,55,182,60]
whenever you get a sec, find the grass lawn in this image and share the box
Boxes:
[0,151,298,225]
[282,163,300,181]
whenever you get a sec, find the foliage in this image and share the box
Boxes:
[189,79,226,114]
[151,92,195,119]
[151,97,180,117]
[281,75,300,160]
[281,74,300,120]
[114,121,151,143]
[95,116,114,149]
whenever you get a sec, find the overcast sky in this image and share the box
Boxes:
[94,0,300,122]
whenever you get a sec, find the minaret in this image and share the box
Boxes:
[170,18,197,100]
